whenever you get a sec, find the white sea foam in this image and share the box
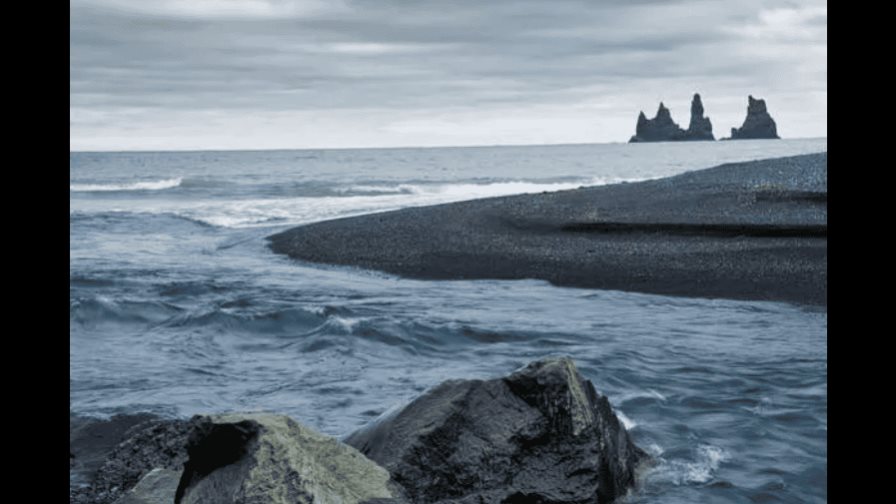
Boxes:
[647,444,731,486]
[338,184,422,194]
[71,176,651,229]
[339,177,647,199]
[328,316,363,332]
[616,410,638,430]
[71,178,183,192]
[645,443,665,456]
[618,389,668,404]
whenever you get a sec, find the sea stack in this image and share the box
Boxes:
[629,94,714,142]
[628,102,686,142]
[684,93,714,140]
[730,95,780,139]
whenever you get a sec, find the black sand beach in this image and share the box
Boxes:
[269,153,827,306]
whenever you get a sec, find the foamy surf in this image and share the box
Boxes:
[70,177,651,229]
[337,177,649,198]
[70,177,183,192]
[616,410,638,430]
[646,444,731,486]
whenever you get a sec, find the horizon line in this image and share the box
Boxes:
[70,136,827,155]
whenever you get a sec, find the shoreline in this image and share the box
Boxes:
[268,153,827,307]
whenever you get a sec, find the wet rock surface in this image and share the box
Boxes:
[70,413,162,489]
[345,357,648,504]
[175,413,401,504]
[112,468,181,504]
[71,417,193,504]
[70,361,651,503]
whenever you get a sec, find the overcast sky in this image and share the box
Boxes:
[70,0,826,151]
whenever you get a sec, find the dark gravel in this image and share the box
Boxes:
[268,153,827,307]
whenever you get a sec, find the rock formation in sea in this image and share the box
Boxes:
[345,356,649,503]
[729,95,780,139]
[69,357,648,504]
[629,102,685,142]
[629,94,714,142]
[685,93,714,140]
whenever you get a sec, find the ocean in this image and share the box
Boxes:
[70,138,827,503]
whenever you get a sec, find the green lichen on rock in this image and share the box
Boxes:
[177,413,400,504]
[113,468,181,504]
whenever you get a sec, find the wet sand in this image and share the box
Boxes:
[268,153,826,306]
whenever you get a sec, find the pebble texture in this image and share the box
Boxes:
[269,153,827,306]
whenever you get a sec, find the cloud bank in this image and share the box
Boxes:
[70,0,826,150]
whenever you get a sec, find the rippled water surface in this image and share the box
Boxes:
[71,140,827,503]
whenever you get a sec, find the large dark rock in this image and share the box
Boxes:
[70,413,162,489]
[628,102,686,142]
[112,468,181,504]
[175,413,402,504]
[71,417,193,504]
[345,357,649,504]
[72,413,403,504]
[683,93,714,140]
[730,95,780,139]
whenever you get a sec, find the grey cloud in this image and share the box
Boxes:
[70,0,826,149]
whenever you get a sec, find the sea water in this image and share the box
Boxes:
[70,139,827,503]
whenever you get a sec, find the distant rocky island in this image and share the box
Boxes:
[629,93,714,142]
[728,95,779,140]
[629,94,779,142]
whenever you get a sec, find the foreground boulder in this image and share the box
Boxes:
[71,416,193,504]
[730,95,780,139]
[72,359,647,503]
[345,357,648,503]
[70,413,162,490]
[175,413,401,504]
[113,468,181,504]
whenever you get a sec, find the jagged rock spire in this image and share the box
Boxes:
[730,95,779,139]
[685,93,714,140]
[629,94,714,142]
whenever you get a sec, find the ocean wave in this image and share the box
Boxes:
[616,410,638,430]
[70,176,651,229]
[646,444,730,486]
[70,296,185,327]
[617,389,668,405]
[69,210,218,231]
[336,177,648,199]
[70,178,183,192]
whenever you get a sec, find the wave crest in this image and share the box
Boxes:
[70,178,183,192]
